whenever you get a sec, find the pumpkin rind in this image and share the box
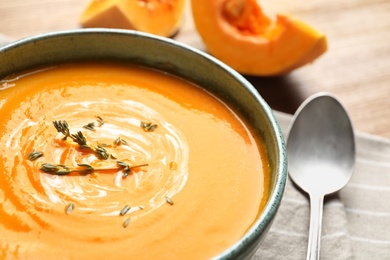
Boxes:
[192,0,327,75]
[80,0,187,37]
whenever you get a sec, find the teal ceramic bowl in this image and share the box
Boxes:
[0,29,287,259]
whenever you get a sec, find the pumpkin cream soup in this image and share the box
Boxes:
[0,62,269,259]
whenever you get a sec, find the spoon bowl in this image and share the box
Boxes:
[287,93,355,260]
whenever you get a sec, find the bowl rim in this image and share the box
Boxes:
[0,28,287,259]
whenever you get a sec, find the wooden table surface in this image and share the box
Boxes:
[1,0,390,139]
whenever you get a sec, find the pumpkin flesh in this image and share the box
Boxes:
[80,0,187,37]
[192,0,327,75]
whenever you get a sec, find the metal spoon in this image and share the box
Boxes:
[287,93,355,260]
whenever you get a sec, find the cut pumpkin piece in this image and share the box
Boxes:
[80,0,187,37]
[192,0,327,76]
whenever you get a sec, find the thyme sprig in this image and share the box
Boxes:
[52,120,109,159]
[53,120,87,145]
[40,161,148,176]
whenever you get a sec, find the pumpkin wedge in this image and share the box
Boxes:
[192,0,327,76]
[80,0,187,37]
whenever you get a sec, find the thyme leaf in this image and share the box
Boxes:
[65,203,74,214]
[165,196,174,205]
[83,116,104,131]
[28,150,44,161]
[120,205,131,216]
[99,143,112,147]
[123,217,131,228]
[120,138,128,146]
[96,116,105,127]
[114,137,128,147]
[76,163,95,174]
[83,122,96,131]
[117,161,129,168]
[140,121,158,132]
[95,145,110,160]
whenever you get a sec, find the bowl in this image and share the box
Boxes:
[0,28,287,259]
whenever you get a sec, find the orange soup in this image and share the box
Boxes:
[0,62,269,259]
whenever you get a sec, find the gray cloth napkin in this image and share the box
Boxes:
[255,111,390,260]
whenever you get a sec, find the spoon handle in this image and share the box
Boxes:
[307,194,324,260]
